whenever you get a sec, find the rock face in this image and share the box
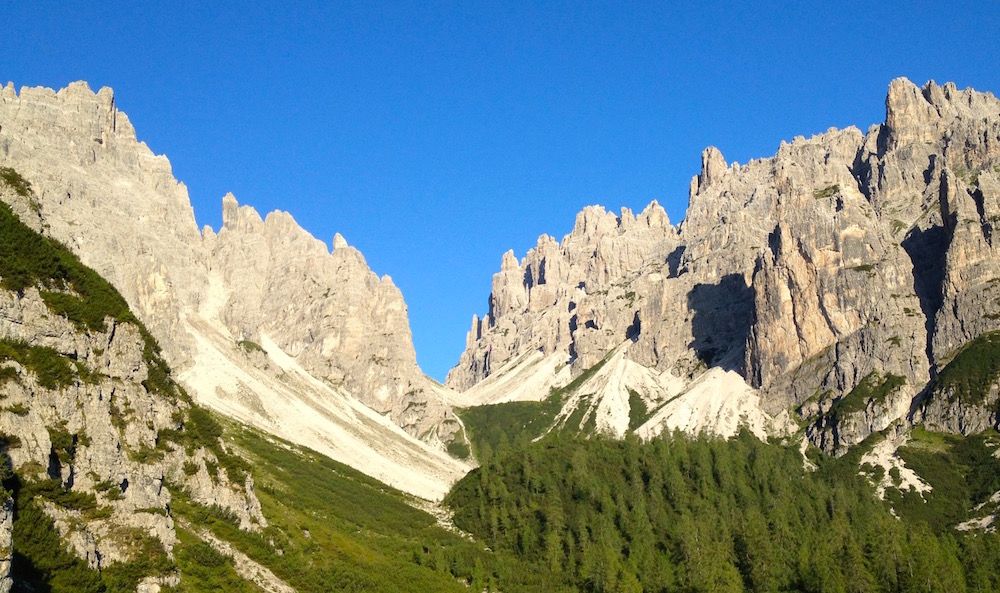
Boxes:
[205,195,450,437]
[450,78,1000,453]
[0,82,468,499]
[0,497,10,593]
[0,177,263,575]
[449,202,682,390]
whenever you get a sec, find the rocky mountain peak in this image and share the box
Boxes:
[885,77,941,144]
[0,81,468,500]
[636,199,671,228]
[500,249,519,271]
[570,204,621,238]
[885,77,1000,154]
[697,145,728,191]
[452,77,1000,454]
[333,231,350,250]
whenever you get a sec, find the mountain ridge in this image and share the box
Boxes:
[0,81,469,501]
[448,77,1000,454]
[4,75,1000,591]
[4,75,1000,489]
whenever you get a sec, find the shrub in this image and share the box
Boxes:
[830,371,905,418]
[47,427,77,464]
[0,339,77,390]
[933,331,1000,407]
[237,340,264,354]
[446,439,470,460]
[0,166,32,197]
[813,184,840,199]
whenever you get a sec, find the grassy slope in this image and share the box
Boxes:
[890,428,1000,531]
[168,420,490,593]
[456,352,614,458]
[932,330,1000,408]
[0,168,491,592]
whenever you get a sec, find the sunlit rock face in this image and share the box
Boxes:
[0,178,265,577]
[449,78,1000,453]
[0,81,469,500]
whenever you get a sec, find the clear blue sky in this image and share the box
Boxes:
[4,2,999,381]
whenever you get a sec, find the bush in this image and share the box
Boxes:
[0,338,77,390]
[830,371,905,418]
[446,439,470,460]
[933,331,1000,407]
[237,340,264,354]
[0,166,32,197]
[11,481,106,593]
[47,427,77,464]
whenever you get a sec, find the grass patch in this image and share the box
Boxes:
[170,421,491,593]
[167,526,259,592]
[459,352,616,457]
[813,184,840,199]
[829,371,905,418]
[237,340,264,354]
[457,394,565,459]
[628,388,651,431]
[931,330,1000,408]
[178,405,250,483]
[561,394,594,433]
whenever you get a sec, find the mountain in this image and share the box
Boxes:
[0,167,514,593]
[0,82,469,501]
[0,171,263,591]
[5,76,1000,591]
[448,78,1000,455]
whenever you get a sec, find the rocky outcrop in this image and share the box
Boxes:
[0,82,205,366]
[204,194,451,437]
[448,202,681,390]
[451,78,1000,452]
[922,384,999,435]
[0,177,263,573]
[0,497,10,593]
[0,82,468,498]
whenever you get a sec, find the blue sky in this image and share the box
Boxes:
[3,2,999,381]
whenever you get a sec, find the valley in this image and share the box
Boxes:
[3,77,1000,591]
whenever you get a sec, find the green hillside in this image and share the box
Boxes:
[446,430,1000,592]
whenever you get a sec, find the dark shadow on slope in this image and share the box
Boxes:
[626,311,641,342]
[901,223,949,374]
[666,245,686,278]
[687,274,754,372]
[568,314,578,363]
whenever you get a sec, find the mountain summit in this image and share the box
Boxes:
[0,81,468,500]
[448,78,1000,453]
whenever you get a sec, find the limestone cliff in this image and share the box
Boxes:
[0,173,262,587]
[450,78,1000,453]
[0,82,469,499]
